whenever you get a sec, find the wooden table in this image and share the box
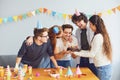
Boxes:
[0,67,99,80]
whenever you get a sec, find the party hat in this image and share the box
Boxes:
[76,66,82,75]
[18,67,24,80]
[5,65,11,80]
[75,9,80,16]
[75,66,82,78]
[53,26,59,34]
[59,66,63,76]
[37,20,42,29]
[6,65,12,76]
[66,66,73,76]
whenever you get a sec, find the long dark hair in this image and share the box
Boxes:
[89,15,112,61]
[48,25,62,52]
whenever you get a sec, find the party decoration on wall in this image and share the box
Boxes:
[64,15,70,24]
[0,5,120,24]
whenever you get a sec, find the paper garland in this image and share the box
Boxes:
[0,5,120,24]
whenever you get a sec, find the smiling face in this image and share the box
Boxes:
[40,31,49,43]
[62,28,72,41]
[72,12,88,29]
[75,20,87,29]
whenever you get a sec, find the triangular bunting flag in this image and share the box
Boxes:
[3,18,8,23]
[39,8,43,13]
[13,16,18,22]
[8,17,13,22]
[43,8,47,13]
[117,5,120,11]
[68,15,72,19]
[35,9,40,14]
[63,14,67,19]
[22,14,27,19]
[47,10,51,15]
[0,18,3,24]
[107,9,113,15]
[52,11,56,16]
[1,6,120,24]
[56,13,62,18]
[97,13,102,17]
[31,11,36,16]
[112,8,116,13]
[18,15,23,20]
[27,12,33,17]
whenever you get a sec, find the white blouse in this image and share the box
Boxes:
[74,33,111,67]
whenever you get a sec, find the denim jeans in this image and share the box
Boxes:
[50,60,71,68]
[96,64,112,80]
[20,56,50,68]
[76,63,97,76]
[89,63,97,76]
[38,57,50,68]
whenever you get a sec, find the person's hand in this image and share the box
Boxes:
[14,68,18,74]
[71,52,77,58]
[14,64,19,74]
[56,66,66,69]
[65,50,72,54]
[15,63,19,69]
[26,36,33,46]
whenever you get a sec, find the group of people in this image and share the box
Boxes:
[15,10,112,80]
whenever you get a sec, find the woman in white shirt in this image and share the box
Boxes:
[72,15,112,80]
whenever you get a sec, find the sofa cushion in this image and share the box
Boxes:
[0,55,16,68]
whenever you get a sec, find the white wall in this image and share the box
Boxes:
[0,0,120,79]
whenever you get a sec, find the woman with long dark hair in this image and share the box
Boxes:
[73,15,112,80]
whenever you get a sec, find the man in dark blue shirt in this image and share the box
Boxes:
[15,28,59,68]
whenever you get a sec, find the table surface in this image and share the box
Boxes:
[0,67,99,80]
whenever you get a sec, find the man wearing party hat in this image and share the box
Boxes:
[15,21,59,68]
[71,9,97,76]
